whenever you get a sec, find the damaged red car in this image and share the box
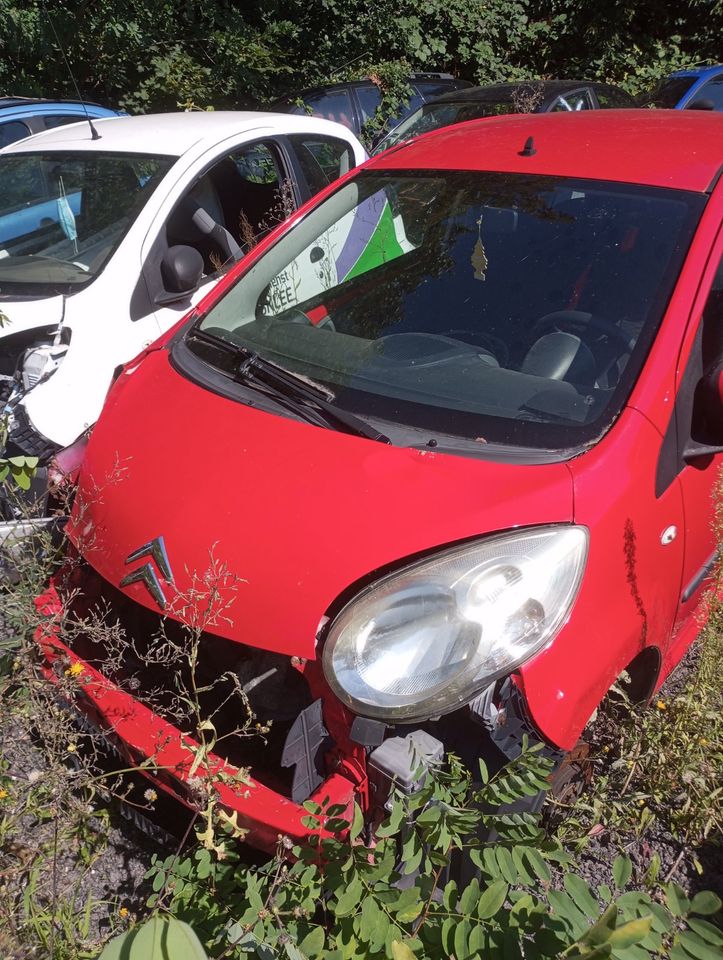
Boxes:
[37,110,723,852]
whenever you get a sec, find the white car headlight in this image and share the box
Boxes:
[322,525,588,722]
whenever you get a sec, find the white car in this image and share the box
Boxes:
[0,112,366,462]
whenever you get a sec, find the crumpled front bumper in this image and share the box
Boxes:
[34,585,361,853]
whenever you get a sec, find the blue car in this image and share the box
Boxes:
[0,97,121,150]
[647,65,723,111]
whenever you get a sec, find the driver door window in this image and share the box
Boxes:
[164,140,294,280]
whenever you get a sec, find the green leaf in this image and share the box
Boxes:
[677,930,723,960]
[689,892,722,916]
[666,882,691,918]
[613,856,633,889]
[285,944,309,960]
[349,804,364,842]
[299,926,325,959]
[564,875,600,918]
[576,903,619,947]
[477,879,509,919]
[391,940,416,960]
[334,874,363,917]
[687,919,723,946]
[454,919,470,960]
[524,847,551,884]
[607,916,652,948]
[98,916,208,959]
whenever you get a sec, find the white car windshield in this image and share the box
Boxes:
[0,151,176,294]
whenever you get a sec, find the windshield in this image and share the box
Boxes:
[373,100,514,154]
[0,151,176,296]
[188,171,703,452]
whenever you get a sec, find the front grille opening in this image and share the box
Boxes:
[61,564,313,798]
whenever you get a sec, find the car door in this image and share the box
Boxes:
[668,231,723,663]
[143,136,302,338]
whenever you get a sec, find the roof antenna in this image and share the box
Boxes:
[519,136,536,157]
[46,8,101,140]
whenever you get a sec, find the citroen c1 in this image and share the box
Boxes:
[36,110,723,852]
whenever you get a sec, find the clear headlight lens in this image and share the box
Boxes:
[322,525,588,721]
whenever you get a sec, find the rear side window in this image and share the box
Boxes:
[296,89,355,130]
[414,80,456,100]
[0,120,31,148]
[289,135,354,196]
[42,114,84,130]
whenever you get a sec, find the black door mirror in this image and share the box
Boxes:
[155,245,204,305]
[683,362,723,460]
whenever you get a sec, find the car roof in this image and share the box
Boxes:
[0,97,117,117]
[430,80,628,105]
[0,110,358,156]
[369,110,723,192]
[669,64,723,80]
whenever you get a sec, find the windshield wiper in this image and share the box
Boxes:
[189,328,391,444]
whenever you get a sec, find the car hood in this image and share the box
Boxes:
[0,296,65,337]
[69,349,575,659]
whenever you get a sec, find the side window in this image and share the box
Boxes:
[298,89,355,130]
[550,89,595,112]
[700,256,723,369]
[0,120,31,148]
[164,140,294,279]
[694,75,723,110]
[687,255,723,450]
[356,84,382,124]
[43,114,84,130]
[288,135,354,196]
[594,86,634,109]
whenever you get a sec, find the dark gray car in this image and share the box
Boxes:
[372,80,635,154]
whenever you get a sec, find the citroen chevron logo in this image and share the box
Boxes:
[120,536,174,609]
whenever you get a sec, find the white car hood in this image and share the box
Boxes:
[0,296,65,336]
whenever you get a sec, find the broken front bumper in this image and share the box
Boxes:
[36,588,361,852]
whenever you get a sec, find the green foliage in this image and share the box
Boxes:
[1,1,721,115]
[133,745,721,960]
[98,915,207,959]
[552,616,723,854]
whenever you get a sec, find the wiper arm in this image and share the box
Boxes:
[236,346,391,444]
[189,329,390,444]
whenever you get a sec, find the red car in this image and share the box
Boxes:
[38,110,723,852]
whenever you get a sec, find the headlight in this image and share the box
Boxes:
[322,525,588,722]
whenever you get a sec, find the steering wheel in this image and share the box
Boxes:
[279,307,336,332]
[529,311,634,355]
[446,329,509,367]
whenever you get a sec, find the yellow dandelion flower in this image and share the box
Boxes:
[656,700,666,710]
[65,662,83,677]
[0,788,9,801]
[119,906,129,919]
[67,743,77,754]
